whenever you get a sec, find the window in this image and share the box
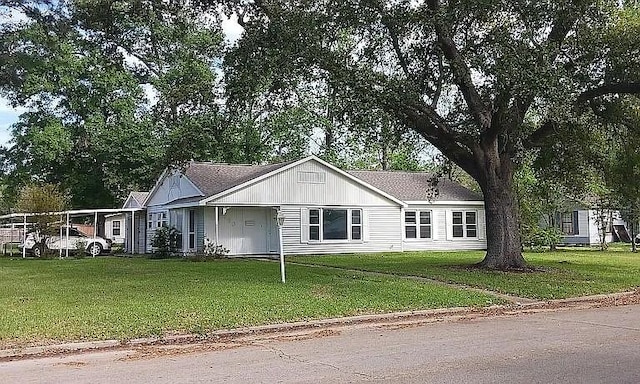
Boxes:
[112,221,121,236]
[560,212,579,235]
[405,211,432,239]
[188,210,196,249]
[307,208,362,242]
[149,212,168,229]
[452,211,477,238]
[309,209,320,241]
[351,210,362,240]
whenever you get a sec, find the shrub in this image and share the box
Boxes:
[183,238,230,262]
[150,226,181,259]
[74,239,87,259]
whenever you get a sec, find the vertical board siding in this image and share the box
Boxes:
[213,160,398,207]
[281,205,402,255]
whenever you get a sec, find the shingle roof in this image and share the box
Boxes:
[184,161,295,198]
[348,170,483,202]
[131,192,149,205]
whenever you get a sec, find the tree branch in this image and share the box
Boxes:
[368,0,411,79]
[577,82,640,104]
[426,0,491,131]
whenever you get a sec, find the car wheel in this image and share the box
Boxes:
[87,243,103,257]
[31,245,44,257]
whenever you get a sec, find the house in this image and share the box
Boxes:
[553,202,629,246]
[133,156,486,256]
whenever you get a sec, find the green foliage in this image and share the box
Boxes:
[15,183,69,258]
[150,226,181,259]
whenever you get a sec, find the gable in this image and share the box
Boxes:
[146,171,203,207]
[208,159,402,207]
[122,192,149,209]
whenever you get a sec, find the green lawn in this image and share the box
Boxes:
[0,257,499,348]
[290,249,640,300]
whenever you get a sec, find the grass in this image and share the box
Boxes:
[0,257,500,348]
[289,248,640,300]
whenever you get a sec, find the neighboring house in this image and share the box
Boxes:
[134,156,486,256]
[121,191,149,253]
[553,202,629,246]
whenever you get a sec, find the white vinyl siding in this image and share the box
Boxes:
[213,160,397,207]
[286,206,401,255]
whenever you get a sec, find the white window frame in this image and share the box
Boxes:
[452,210,478,239]
[307,207,363,243]
[149,211,169,230]
[404,210,432,240]
[112,220,121,237]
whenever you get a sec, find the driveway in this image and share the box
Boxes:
[2,304,639,383]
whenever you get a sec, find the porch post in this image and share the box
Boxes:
[65,213,70,258]
[131,210,136,255]
[22,214,26,258]
[59,215,63,259]
[276,209,285,283]
[93,211,98,257]
[215,206,219,245]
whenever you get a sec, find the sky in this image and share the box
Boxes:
[0,12,244,148]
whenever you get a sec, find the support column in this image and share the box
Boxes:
[131,211,135,255]
[65,213,70,258]
[93,211,98,257]
[59,215,63,259]
[22,215,27,258]
[215,206,219,245]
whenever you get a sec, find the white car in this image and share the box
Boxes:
[19,227,112,257]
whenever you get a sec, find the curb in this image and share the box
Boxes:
[1,290,638,361]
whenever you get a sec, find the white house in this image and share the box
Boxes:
[135,156,487,256]
[554,204,630,246]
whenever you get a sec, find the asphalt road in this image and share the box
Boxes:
[2,304,640,383]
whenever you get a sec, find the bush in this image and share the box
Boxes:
[183,238,230,262]
[523,226,562,251]
[74,239,87,259]
[150,226,181,259]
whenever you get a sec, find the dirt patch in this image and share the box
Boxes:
[54,361,88,367]
[120,341,247,361]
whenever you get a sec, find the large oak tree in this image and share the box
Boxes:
[214,0,640,269]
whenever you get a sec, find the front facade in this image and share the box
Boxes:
[135,156,487,256]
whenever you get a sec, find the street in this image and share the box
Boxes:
[2,304,639,383]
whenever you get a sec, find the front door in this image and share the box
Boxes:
[220,207,269,255]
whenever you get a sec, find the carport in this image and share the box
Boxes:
[0,208,144,258]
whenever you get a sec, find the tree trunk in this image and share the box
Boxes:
[474,143,527,270]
